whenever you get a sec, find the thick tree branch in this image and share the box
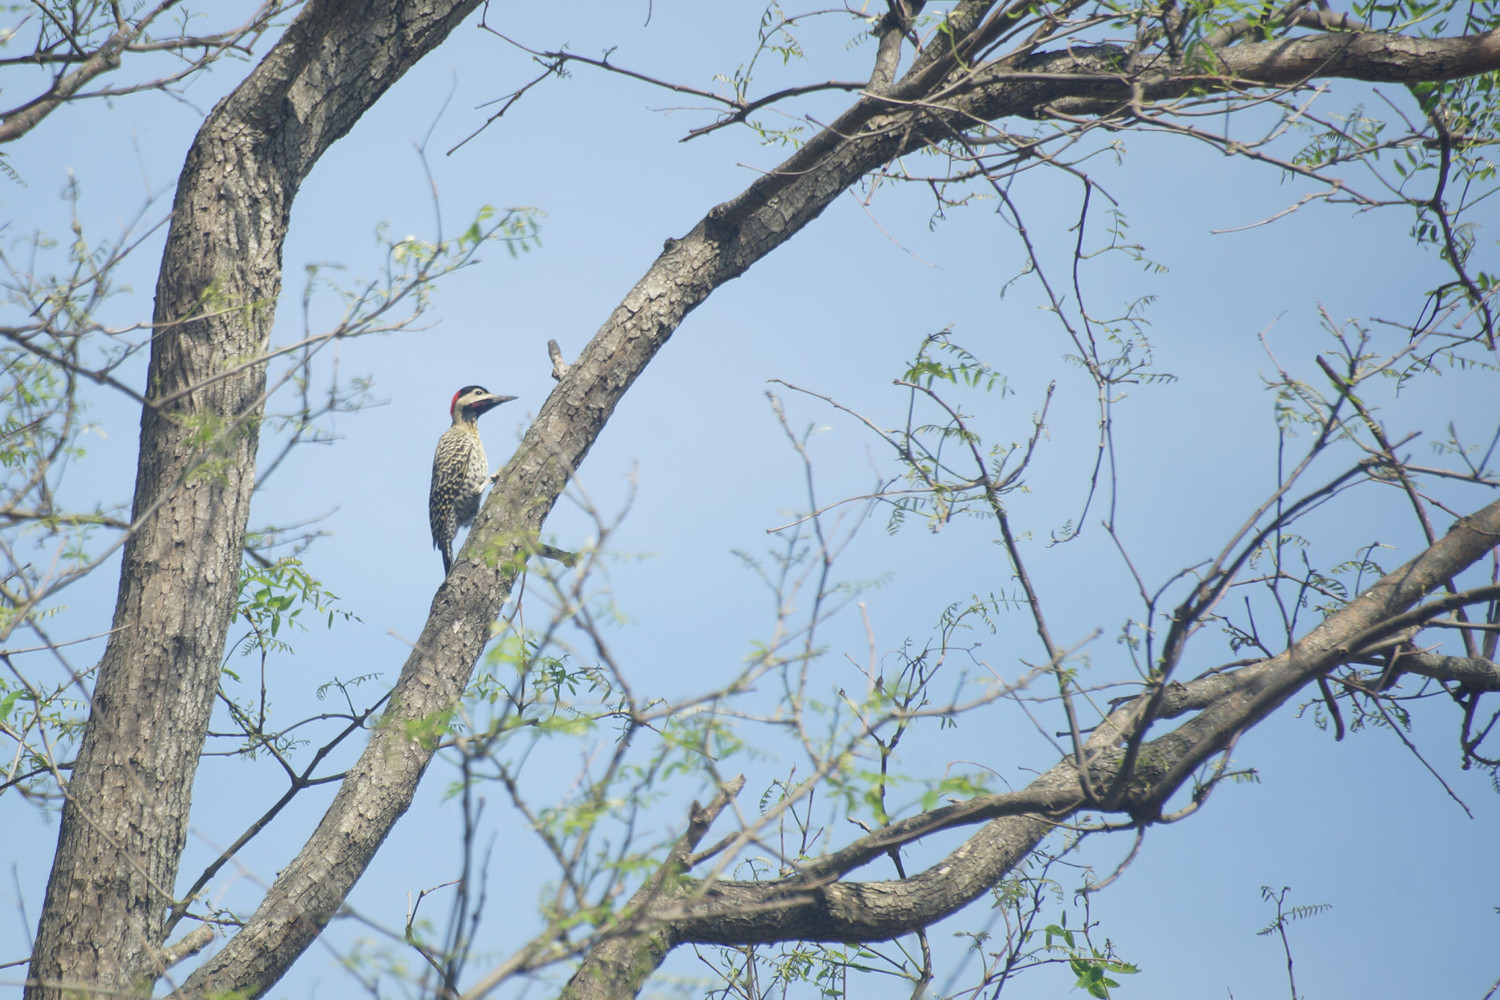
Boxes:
[1210,25,1500,84]
[1014,29,1500,118]
[609,500,1500,952]
[1393,649,1500,689]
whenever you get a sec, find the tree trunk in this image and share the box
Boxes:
[25,2,483,997]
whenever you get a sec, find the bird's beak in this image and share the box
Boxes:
[473,393,517,414]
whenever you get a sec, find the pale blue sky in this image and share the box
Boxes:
[3,3,1497,998]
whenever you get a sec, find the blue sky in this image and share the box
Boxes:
[3,3,1498,998]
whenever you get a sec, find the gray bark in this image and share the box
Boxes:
[25,2,484,997]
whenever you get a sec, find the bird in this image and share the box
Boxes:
[429,385,516,574]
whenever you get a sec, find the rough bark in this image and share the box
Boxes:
[25,2,483,998]
[1396,650,1500,689]
[995,29,1500,118]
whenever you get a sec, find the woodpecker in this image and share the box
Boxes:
[429,385,516,574]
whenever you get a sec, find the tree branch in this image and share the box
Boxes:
[581,500,1500,952]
